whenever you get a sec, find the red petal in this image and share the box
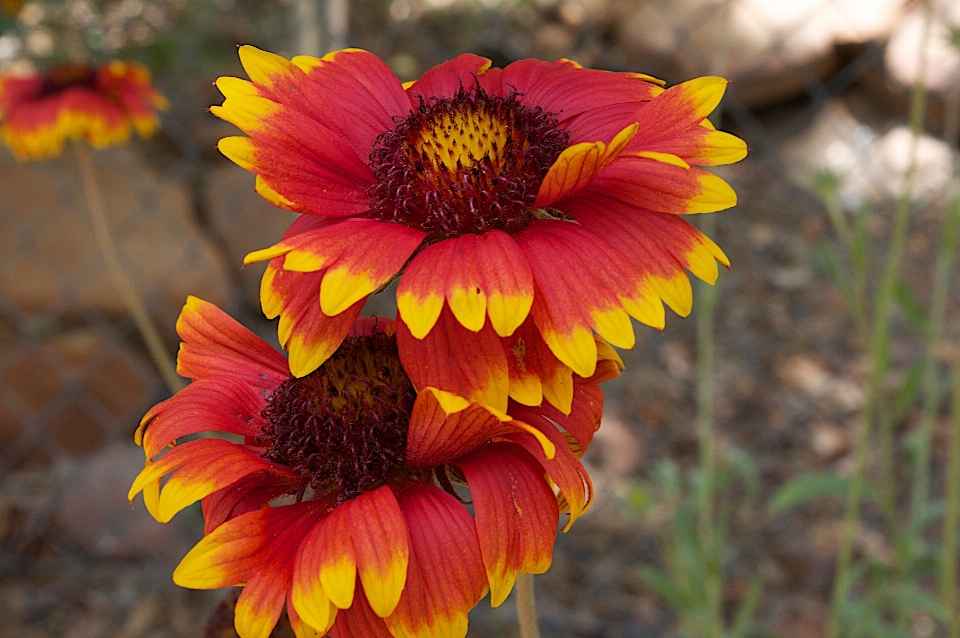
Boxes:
[261,262,364,377]
[173,501,320,591]
[292,49,410,155]
[515,221,641,377]
[513,380,605,452]
[136,376,265,458]
[503,317,573,413]
[576,154,737,215]
[328,586,394,638]
[175,296,288,391]
[219,134,373,217]
[405,388,515,468]
[129,439,288,523]
[385,482,487,638]
[456,442,559,606]
[202,471,300,534]
[347,486,410,618]
[500,59,659,125]
[503,423,594,530]
[407,54,493,101]
[397,305,510,414]
[232,503,322,638]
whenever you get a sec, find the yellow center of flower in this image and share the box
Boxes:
[259,331,415,501]
[418,99,511,173]
[368,85,570,237]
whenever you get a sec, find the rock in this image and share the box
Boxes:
[810,423,850,458]
[885,2,960,93]
[0,326,159,467]
[775,354,832,396]
[614,0,902,109]
[781,100,957,207]
[0,145,232,338]
[52,442,197,560]
[589,413,645,477]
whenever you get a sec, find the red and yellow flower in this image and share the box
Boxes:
[214,47,745,392]
[129,296,621,638]
[0,60,168,160]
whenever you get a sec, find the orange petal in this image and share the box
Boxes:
[456,442,559,606]
[535,123,637,207]
[348,486,410,618]
[385,483,487,638]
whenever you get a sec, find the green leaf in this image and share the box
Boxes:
[887,583,949,620]
[822,245,858,314]
[769,471,854,513]
[639,565,696,611]
[624,481,653,514]
[851,201,871,279]
[887,360,924,428]
[729,575,763,638]
[894,281,927,333]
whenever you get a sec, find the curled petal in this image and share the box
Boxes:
[175,296,288,390]
[456,442,559,606]
[260,262,363,377]
[535,123,637,207]
[136,376,265,458]
[128,439,287,523]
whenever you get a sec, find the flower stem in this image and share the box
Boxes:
[943,324,960,638]
[74,144,184,395]
[826,3,931,636]
[516,573,541,638]
[696,213,722,638]
[913,82,960,565]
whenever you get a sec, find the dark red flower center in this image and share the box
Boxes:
[38,64,98,99]
[367,85,570,237]
[258,331,415,502]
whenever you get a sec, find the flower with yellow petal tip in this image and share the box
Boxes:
[129,296,621,638]
[215,46,744,393]
[0,60,168,160]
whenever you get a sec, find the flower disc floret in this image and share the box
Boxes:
[259,331,415,501]
[368,86,570,237]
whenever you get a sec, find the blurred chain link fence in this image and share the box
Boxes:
[0,0,958,636]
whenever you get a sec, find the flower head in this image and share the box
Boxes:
[130,296,620,638]
[0,60,168,160]
[215,47,745,396]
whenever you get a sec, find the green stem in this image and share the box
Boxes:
[696,213,722,638]
[943,326,960,638]
[910,196,960,534]
[827,3,931,636]
[516,573,541,638]
[822,190,869,334]
[74,144,184,395]
[912,81,960,558]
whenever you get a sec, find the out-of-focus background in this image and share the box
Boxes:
[1,1,959,637]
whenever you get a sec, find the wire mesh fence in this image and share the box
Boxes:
[1,0,958,636]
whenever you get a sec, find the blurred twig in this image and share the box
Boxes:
[74,144,184,395]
